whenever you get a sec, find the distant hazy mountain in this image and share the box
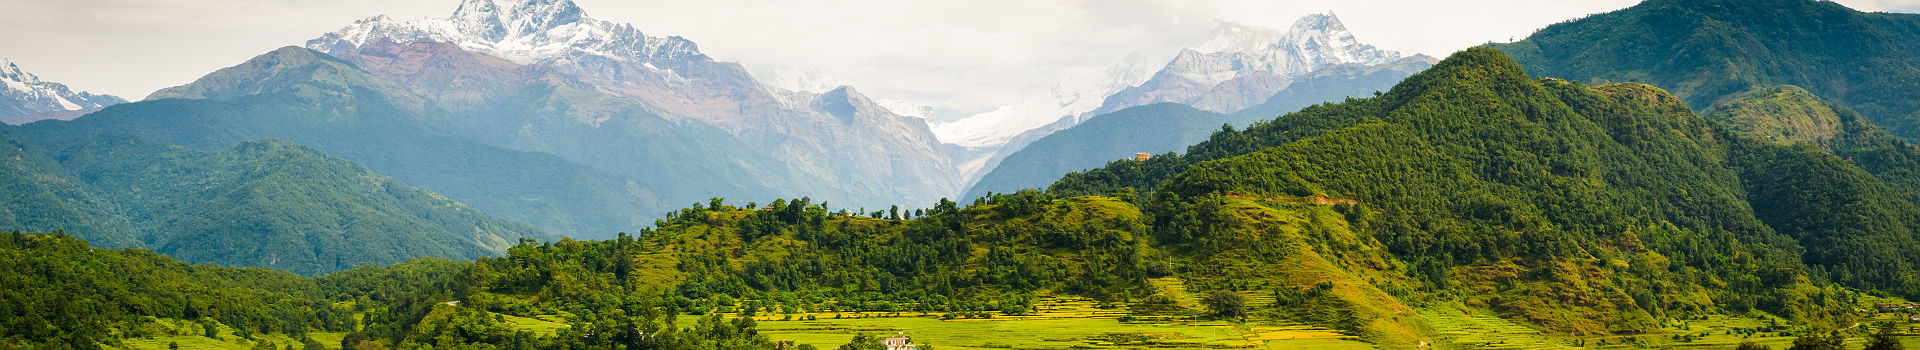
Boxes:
[961,15,1430,198]
[0,59,125,123]
[963,56,1434,200]
[963,104,1225,201]
[306,0,962,209]
[1489,0,1920,139]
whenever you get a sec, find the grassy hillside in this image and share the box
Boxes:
[1488,0,1920,139]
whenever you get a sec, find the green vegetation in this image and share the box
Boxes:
[1488,0,1920,139]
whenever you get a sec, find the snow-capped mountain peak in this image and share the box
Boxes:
[1167,13,1399,86]
[1194,20,1289,54]
[307,0,698,67]
[1,58,127,122]
[449,0,586,42]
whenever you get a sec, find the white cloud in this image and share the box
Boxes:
[0,0,1915,110]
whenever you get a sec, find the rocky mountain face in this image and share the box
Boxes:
[0,60,125,123]
[306,0,962,208]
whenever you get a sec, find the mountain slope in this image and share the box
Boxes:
[1488,0,1920,139]
[1706,85,1920,205]
[18,47,660,239]
[0,59,126,121]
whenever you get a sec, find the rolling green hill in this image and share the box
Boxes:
[1488,0,1920,139]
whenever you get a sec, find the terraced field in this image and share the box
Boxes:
[676,293,1373,350]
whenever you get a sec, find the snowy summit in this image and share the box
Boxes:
[306,0,705,73]
[0,59,126,121]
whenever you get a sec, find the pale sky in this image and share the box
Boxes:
[3,0,1918,117]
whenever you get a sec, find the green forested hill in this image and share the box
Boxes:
[1049,47,1920,333]
[0,127,137,247]
[1708,85,1920,205]
[33,135,547,275]
[1488,0,1920,139]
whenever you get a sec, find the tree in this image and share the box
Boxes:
[1866,321,1905,350]
[1787,330,1845,350]
[1736,342,1772,350]
[836,334,884,350]
[1203,290,1246,318]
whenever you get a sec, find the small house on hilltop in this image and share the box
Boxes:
[1134,153,1151,162]
[880,335,914,350]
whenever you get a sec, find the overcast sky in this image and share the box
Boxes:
[4,0,1918,116]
